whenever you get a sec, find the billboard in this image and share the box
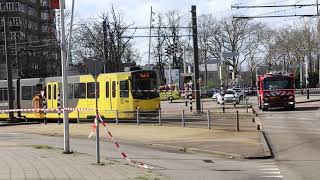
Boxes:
[164,69,180,87]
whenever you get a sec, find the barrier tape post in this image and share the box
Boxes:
[189,94,193,112]
[207,110,211,129]
[43,96,47,125]
[116,110,119,124]
[77,109,80,124]
[158,108,162,126]
[245,98,248,113]
[136,108,139,125]
[57,92,61,124]
[236,110,239,131]
[182,109,185,127]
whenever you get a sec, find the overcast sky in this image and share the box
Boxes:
[65,0,319,65]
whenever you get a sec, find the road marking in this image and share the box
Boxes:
[261,168,279,171]
[263,172,281,174]
[261,175,283,178]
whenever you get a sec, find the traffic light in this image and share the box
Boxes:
[50,0,60,9]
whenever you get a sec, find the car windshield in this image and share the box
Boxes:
[225,91,235,95]
[263,78,293,90]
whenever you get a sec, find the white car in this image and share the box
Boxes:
[217,90,240,104]
[231,88,245,100]
[212,92,220,101]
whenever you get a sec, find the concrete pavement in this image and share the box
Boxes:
[0,123,267,159]
[0,140,163,180]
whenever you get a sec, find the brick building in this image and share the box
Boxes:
[0,0,60,80]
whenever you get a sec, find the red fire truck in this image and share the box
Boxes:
[257,72,295,111]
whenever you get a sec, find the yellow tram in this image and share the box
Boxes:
[0,70,160,120]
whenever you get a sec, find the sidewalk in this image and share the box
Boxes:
[0,141,163,180]
[0,123,268,159]
[295,95,320,104]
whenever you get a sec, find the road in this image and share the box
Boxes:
[258,99,320,180]
[0,131,282,180]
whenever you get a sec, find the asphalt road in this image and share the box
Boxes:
[0,131,282,180]
[259,100,320,180]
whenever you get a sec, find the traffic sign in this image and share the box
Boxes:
[222,51,238,58]
[84,59,104,78]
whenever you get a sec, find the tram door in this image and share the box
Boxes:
[46,82,59,109]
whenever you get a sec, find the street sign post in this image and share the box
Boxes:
[84,59,104,164]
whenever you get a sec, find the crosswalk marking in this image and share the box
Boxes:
[261,175,283,178]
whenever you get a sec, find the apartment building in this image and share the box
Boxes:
[0,0,60,79]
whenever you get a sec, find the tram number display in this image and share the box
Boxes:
[138,72,150,78]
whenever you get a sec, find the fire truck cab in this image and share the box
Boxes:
[257,72,295,111]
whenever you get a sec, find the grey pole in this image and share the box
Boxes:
[136,108,140,125]
[116,110,119,124]
[59,0,70,154]
[66,0,75,66]
[158,108,162,126]
[182,109,185,127]
[207,110,211,129]
[95,76,100,164]
[183,46,186,74]
[147,6,153,69]
[245,98,248,113]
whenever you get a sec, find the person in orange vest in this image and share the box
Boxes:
[32,94,43,112]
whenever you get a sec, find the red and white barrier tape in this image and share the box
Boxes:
[0,107,95,114]
[89,114,153,170]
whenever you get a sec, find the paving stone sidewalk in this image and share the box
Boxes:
[0,141,163,180]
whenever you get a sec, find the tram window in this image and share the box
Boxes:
[22,86,32,100]
[48,85,51,100]
[87,82,99,98]
[68,84,73,99]
[106,81,109,98]
[120,80,129,98]
[112,81,116,98]
[3,89,7,101]
[53,84,57,99]
[74,83,86,98]
[0,88,2,101]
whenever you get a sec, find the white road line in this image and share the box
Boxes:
[263,172,281,174]
[261,165,278,168]
[261,168,279,171]
[261,175,283,178]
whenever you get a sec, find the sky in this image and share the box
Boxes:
[64,0,319,65]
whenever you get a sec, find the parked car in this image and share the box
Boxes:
[217,90,240,104]
[201,88,218,98]
[244,87,256,96]
[212,90,221,101]
[232,88,245,100]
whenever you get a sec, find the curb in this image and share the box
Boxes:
[150,144,186,152]
[187,148,244,159]
[296,99,320,104]
[245,131,272,159]
[0,122,40,126]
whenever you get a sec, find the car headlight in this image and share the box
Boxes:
[263,97,268,101]
[289,95,294,100]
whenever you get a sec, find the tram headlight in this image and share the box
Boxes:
[288,95,294,100]
[263,97,269,101]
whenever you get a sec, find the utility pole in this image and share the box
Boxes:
[59,0,70,153]
[102,20,108,73]
[2,0,14,120]
[148,6,154,68]
[191,5,201,112]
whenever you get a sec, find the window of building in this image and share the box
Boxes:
[120,80,129,98]
[87,82,99,99]
[74,83,86,98]
[106,81,109,98]
[22,86,32,100]
[112,81,116,98]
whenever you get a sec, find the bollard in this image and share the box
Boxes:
[207,110,211,129]
[189,95,193,112]
[136,109,139,125]
[257,123,261,131]
[252,117,255,123]
[245,98,248,113]
[307,88,310,99]
[116,110,119,124]
[170,93,173,103]
[236,110,239,131]
[158,108,162,126]
[182,109,185,127]
[201,99,204,114]
[57,91,61,124]
[77,110,80,124]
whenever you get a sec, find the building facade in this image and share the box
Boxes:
[0,0,60,80]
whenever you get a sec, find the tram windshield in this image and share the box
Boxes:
[131,71,159,99]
